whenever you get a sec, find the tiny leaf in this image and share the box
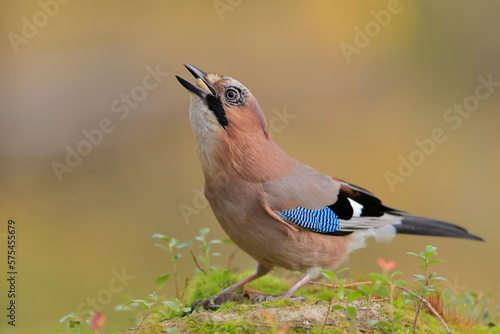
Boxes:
[425,245,438,254]
[320,269,337,282]
[163,300,181,312]
[431,276,447,281]
[377,320,392,329]
[373,286,390,298]
[393,279,407,287]
[394,312,404,322]
[358,284,372,295]
[153,309,169,318]
[59,313,78,323]
[368,273,389,284]
[155,273,173,288]
[413,274,426,281]
[176,240,192,249]
[318,291,335,301]
[346,290,362,304]
[151,233,169,242]
[337,267,350,274]
[390,270,404,279]
[154,243,169,252]
[406,252,420,257]
[199,227,210,236]
[346,306,357,318]
[170,238,179,247]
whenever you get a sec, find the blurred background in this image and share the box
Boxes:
[1,1,499,333]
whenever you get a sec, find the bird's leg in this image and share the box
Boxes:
[192,263,271,310]
[252,268,318,303]
[277,272,313,299]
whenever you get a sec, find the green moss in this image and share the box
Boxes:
[217,301,242,311]
[115,270,499,333]
[236,270,291,295]
[155,294,499,334]
[185,319,256,334]
[182,269,236,306]
[260,298,297,308]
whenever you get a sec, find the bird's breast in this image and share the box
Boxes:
[204,175,351,271]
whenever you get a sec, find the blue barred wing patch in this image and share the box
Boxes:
[276,206,340,234]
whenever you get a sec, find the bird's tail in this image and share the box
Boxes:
[395,215,483,241]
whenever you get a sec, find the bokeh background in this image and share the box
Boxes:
[1,1,499,333]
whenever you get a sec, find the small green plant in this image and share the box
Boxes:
[362,259,406,333]
[444,284,500,326]
[56,232,497,333]
[59,311,105,333]
[194,227,231,271]
[115,292,186,331]
[59,312,90,333]
[151,233,192,298]
[405,245,447,329]
[319,268,361,333]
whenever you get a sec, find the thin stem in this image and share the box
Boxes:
[320,295,334,334]
[190,251,207,274]
[397,286,452,334]
[172,262,180,299]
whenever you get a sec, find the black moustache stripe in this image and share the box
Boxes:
[206,95,228,127]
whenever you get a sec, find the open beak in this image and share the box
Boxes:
[176,64,217,98]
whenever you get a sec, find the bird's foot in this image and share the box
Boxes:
[252,293,307,304]
[191,292,244,311]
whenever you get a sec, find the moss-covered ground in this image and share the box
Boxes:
[114,269,499,334]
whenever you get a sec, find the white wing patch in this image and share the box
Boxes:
[348,198,363,217]
[338,197,402,253]
[339,213,401,230]
[348,223,399,253]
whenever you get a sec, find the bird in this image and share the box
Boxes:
[175,63,483,308]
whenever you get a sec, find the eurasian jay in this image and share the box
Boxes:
[176,64,482,307]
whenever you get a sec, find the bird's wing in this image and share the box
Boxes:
[262,164,404,236]
[262,162,340,211]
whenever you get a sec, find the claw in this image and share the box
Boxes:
[191,292,245,311]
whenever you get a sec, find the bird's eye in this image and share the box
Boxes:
[225,88,240,101]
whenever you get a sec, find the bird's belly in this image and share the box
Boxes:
[209,194,351,272]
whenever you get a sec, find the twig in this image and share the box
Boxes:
[321,296,334,334]
[309,281,373,288]
[190,251,207,274]
[396,286,452,334]
[132,303,156,334]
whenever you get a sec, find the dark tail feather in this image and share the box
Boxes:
[395,215,483,241]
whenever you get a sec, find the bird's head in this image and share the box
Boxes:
[176,64,276,175]
[176,64,269,137]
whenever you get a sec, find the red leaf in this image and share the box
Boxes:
[90,312,106,331]
[377,258,396,271]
